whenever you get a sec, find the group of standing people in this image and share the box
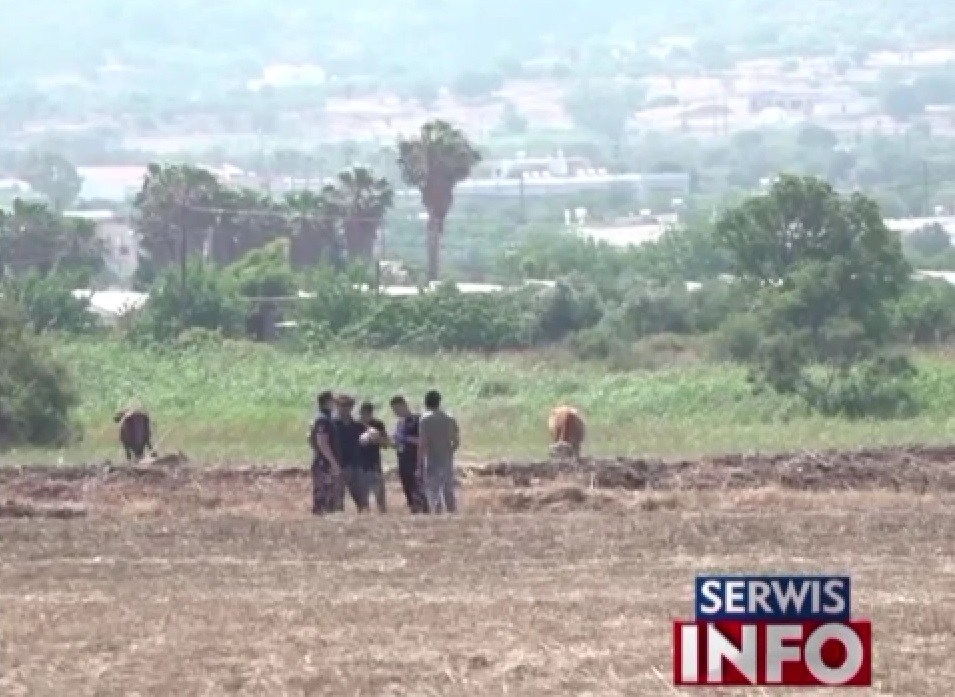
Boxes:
[308,389,460,515]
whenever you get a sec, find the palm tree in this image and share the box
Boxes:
[324,166,394,261]
[134,164,219,284]
[210,186,285,265]
[397,120,481,281]
[284,189,342,269]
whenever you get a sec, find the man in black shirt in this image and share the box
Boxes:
[358,402,388,513]
[389,395,428,514]
[308,390,342,514]
[333,394,369,511]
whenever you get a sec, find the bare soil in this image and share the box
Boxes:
[2,446,954,695]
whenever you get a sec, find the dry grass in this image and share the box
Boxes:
[1,460,954,696]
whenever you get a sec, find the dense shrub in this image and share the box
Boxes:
[530,279,603,343]
[605,280,696,339]
[893,278,955,343]
[4,273,100,334]
[346,282,536,351]
[714,313,761,361]
[296,265,377,335]
[569,324,615,359]
[794,356,919,418]
[130,262,245,343]
[0,299,78,447]
[689,280,751,333]
[226,238,296,298]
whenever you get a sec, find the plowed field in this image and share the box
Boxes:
[2,447,954,695]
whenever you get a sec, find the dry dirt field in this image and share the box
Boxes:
[2,447,954,696]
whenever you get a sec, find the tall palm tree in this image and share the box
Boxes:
[134,164,219,283]
[324,166,394,261]
[397,120,481,281]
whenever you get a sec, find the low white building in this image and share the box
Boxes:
[71,289,148,323]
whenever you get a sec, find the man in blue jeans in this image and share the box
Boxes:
[417,390,460,514]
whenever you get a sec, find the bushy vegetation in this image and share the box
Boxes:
[6,168,955,456]
[2,273,100,334]
[13,336,955,462]
[0,299,78,448]
[129,261,245,343]
[715,175,915,416]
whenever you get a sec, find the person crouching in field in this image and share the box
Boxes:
[357,402,389,513]
[389,395,428,514]
[334,394,370,511]
[309,390,343,515]
[418,390,460,514]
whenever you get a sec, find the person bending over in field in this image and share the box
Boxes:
[357,402,389,513]
[418,390,460,514]
[309,390,343,515]
[390,395,428,514]
[334,394,370,512]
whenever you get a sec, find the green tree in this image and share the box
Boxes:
[134,163,220,281]
[894,278,955,344]
[210,186,286,265]
[17,150,83,211]
[324,166,394,261]
[715,175,913,416]
[0,199,105,281]
[397,120,481,281]
[226,238,296,298]
[0,297,78,447]
[284,189,342,269]
[131,261,244,342]
[4,272,99,334]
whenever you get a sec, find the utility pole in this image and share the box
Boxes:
[923,160,930,217]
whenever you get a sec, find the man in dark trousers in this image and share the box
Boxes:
[357,402,388,513]
[308,390,342,514]
[333,394,368,511]
[389,395,428,513]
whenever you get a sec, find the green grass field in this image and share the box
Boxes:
[7,338,955,465]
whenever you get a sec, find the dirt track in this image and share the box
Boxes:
[2,446,954,695]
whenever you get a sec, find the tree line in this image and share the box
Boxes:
[135,120,480,284]
[7,169,955,450]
